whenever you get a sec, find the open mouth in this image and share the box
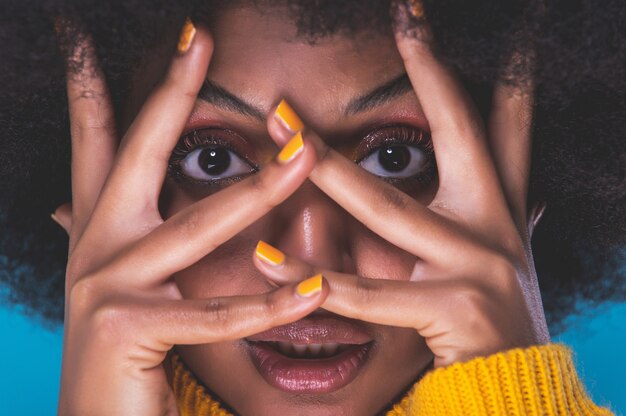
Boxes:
[245,314,374,394]
[251,341,356,359]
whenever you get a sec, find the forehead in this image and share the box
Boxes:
[205,6,405,116]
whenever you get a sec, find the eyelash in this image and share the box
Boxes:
[356,125,436,185]
[356,125,433,161]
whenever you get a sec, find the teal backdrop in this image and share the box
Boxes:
[1,302,625,415]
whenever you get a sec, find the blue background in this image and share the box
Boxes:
[0,302,624,415]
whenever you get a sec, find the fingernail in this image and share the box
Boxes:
[275,99,304,133]
[408,0,425,18]
[177,18,197,54]
[50,212,62,227]
[277,132,304,164]
[296,274,323,298]
[255,241,285,266]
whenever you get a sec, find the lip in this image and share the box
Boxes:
[246,314,373,344]
[245,314,374,393]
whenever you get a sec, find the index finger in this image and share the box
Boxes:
[88,22,212,226]
[392,4,508,217]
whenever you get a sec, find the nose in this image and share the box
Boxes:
[267,181,355,273]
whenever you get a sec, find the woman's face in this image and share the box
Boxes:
[131,5,437,415]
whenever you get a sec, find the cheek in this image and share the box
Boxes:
[351,228,417,281]
[167,207,276,299]
[173,238,271,299]
[159,180,222,218]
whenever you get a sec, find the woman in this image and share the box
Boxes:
[0,0,623,414]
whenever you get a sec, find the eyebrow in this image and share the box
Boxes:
[197,80,266,121]
[344,73,413,115]
[197,73,413,120]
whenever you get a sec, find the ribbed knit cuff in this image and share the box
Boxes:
[170,353,233,416]
[406,344,613,416]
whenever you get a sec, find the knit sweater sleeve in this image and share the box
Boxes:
[387,344,613,416]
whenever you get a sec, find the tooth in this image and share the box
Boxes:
[308,343,322,355]
[278,342,292,355]
[321,343,339,356]
[293,344,307,356]
[338,344,351,353]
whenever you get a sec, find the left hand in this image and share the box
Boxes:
[258,6,549,368]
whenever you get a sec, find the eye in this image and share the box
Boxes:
[169,128,258,184]
[357,126,432,179]
[180,146,254,181]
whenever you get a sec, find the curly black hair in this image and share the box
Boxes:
[0,0,624,333]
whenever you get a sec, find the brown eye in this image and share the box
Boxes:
[180,146,254,181]
[359,144,428,178]
[198,148,231,176]
[378,145,411,172]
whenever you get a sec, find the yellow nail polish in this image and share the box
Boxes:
[255,241,285,266]
[296,274,323,298]
[177,18,197,54]
[275,99,304,133]
[277,132,304,164]
[408,0,425,19]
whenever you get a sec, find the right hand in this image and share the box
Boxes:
[57,24,327,415]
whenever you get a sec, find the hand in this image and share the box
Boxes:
[258,9,549,368]
[57,25,328,415]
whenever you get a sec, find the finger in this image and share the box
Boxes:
[100,134,317,286]
[94,22,212,219]
[392,4,507,215]
[252,240,316,284]
[64,29,117,236]
[268,102,475,265]
[142,276,327,347]
[51,202,73,235]
[488,80,534,232]
[280,267,440,331]
[253,242,457,290]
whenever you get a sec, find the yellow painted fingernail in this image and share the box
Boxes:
[277,132,304,164]
[408,0,425,19]
[255,241,285,266]
[177,18,197,54]
[296,274,323,298]
[275,99,304,133]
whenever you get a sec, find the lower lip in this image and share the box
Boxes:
[247,342,371,393]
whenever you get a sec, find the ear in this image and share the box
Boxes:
[527,201,546,238]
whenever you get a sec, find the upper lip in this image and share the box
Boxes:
[246,312,373,345]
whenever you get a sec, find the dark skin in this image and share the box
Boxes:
[56,4,548,415]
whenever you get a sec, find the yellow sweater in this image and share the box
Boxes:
[169,344,613,415]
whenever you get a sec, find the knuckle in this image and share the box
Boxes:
[484,252,519,288]
[203,298,232,327]
[315,140,332,164]
[171,209,202,236]
[454,282,489,315]
[161,73,197,100]
[263,291,279,316]
[249,170,282,209]
[378,186,411,212]
[91,302,134,343]
[65,262,84,286]
[249,170,271,195]
[67,276,96,307]
[353,277,383,306]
